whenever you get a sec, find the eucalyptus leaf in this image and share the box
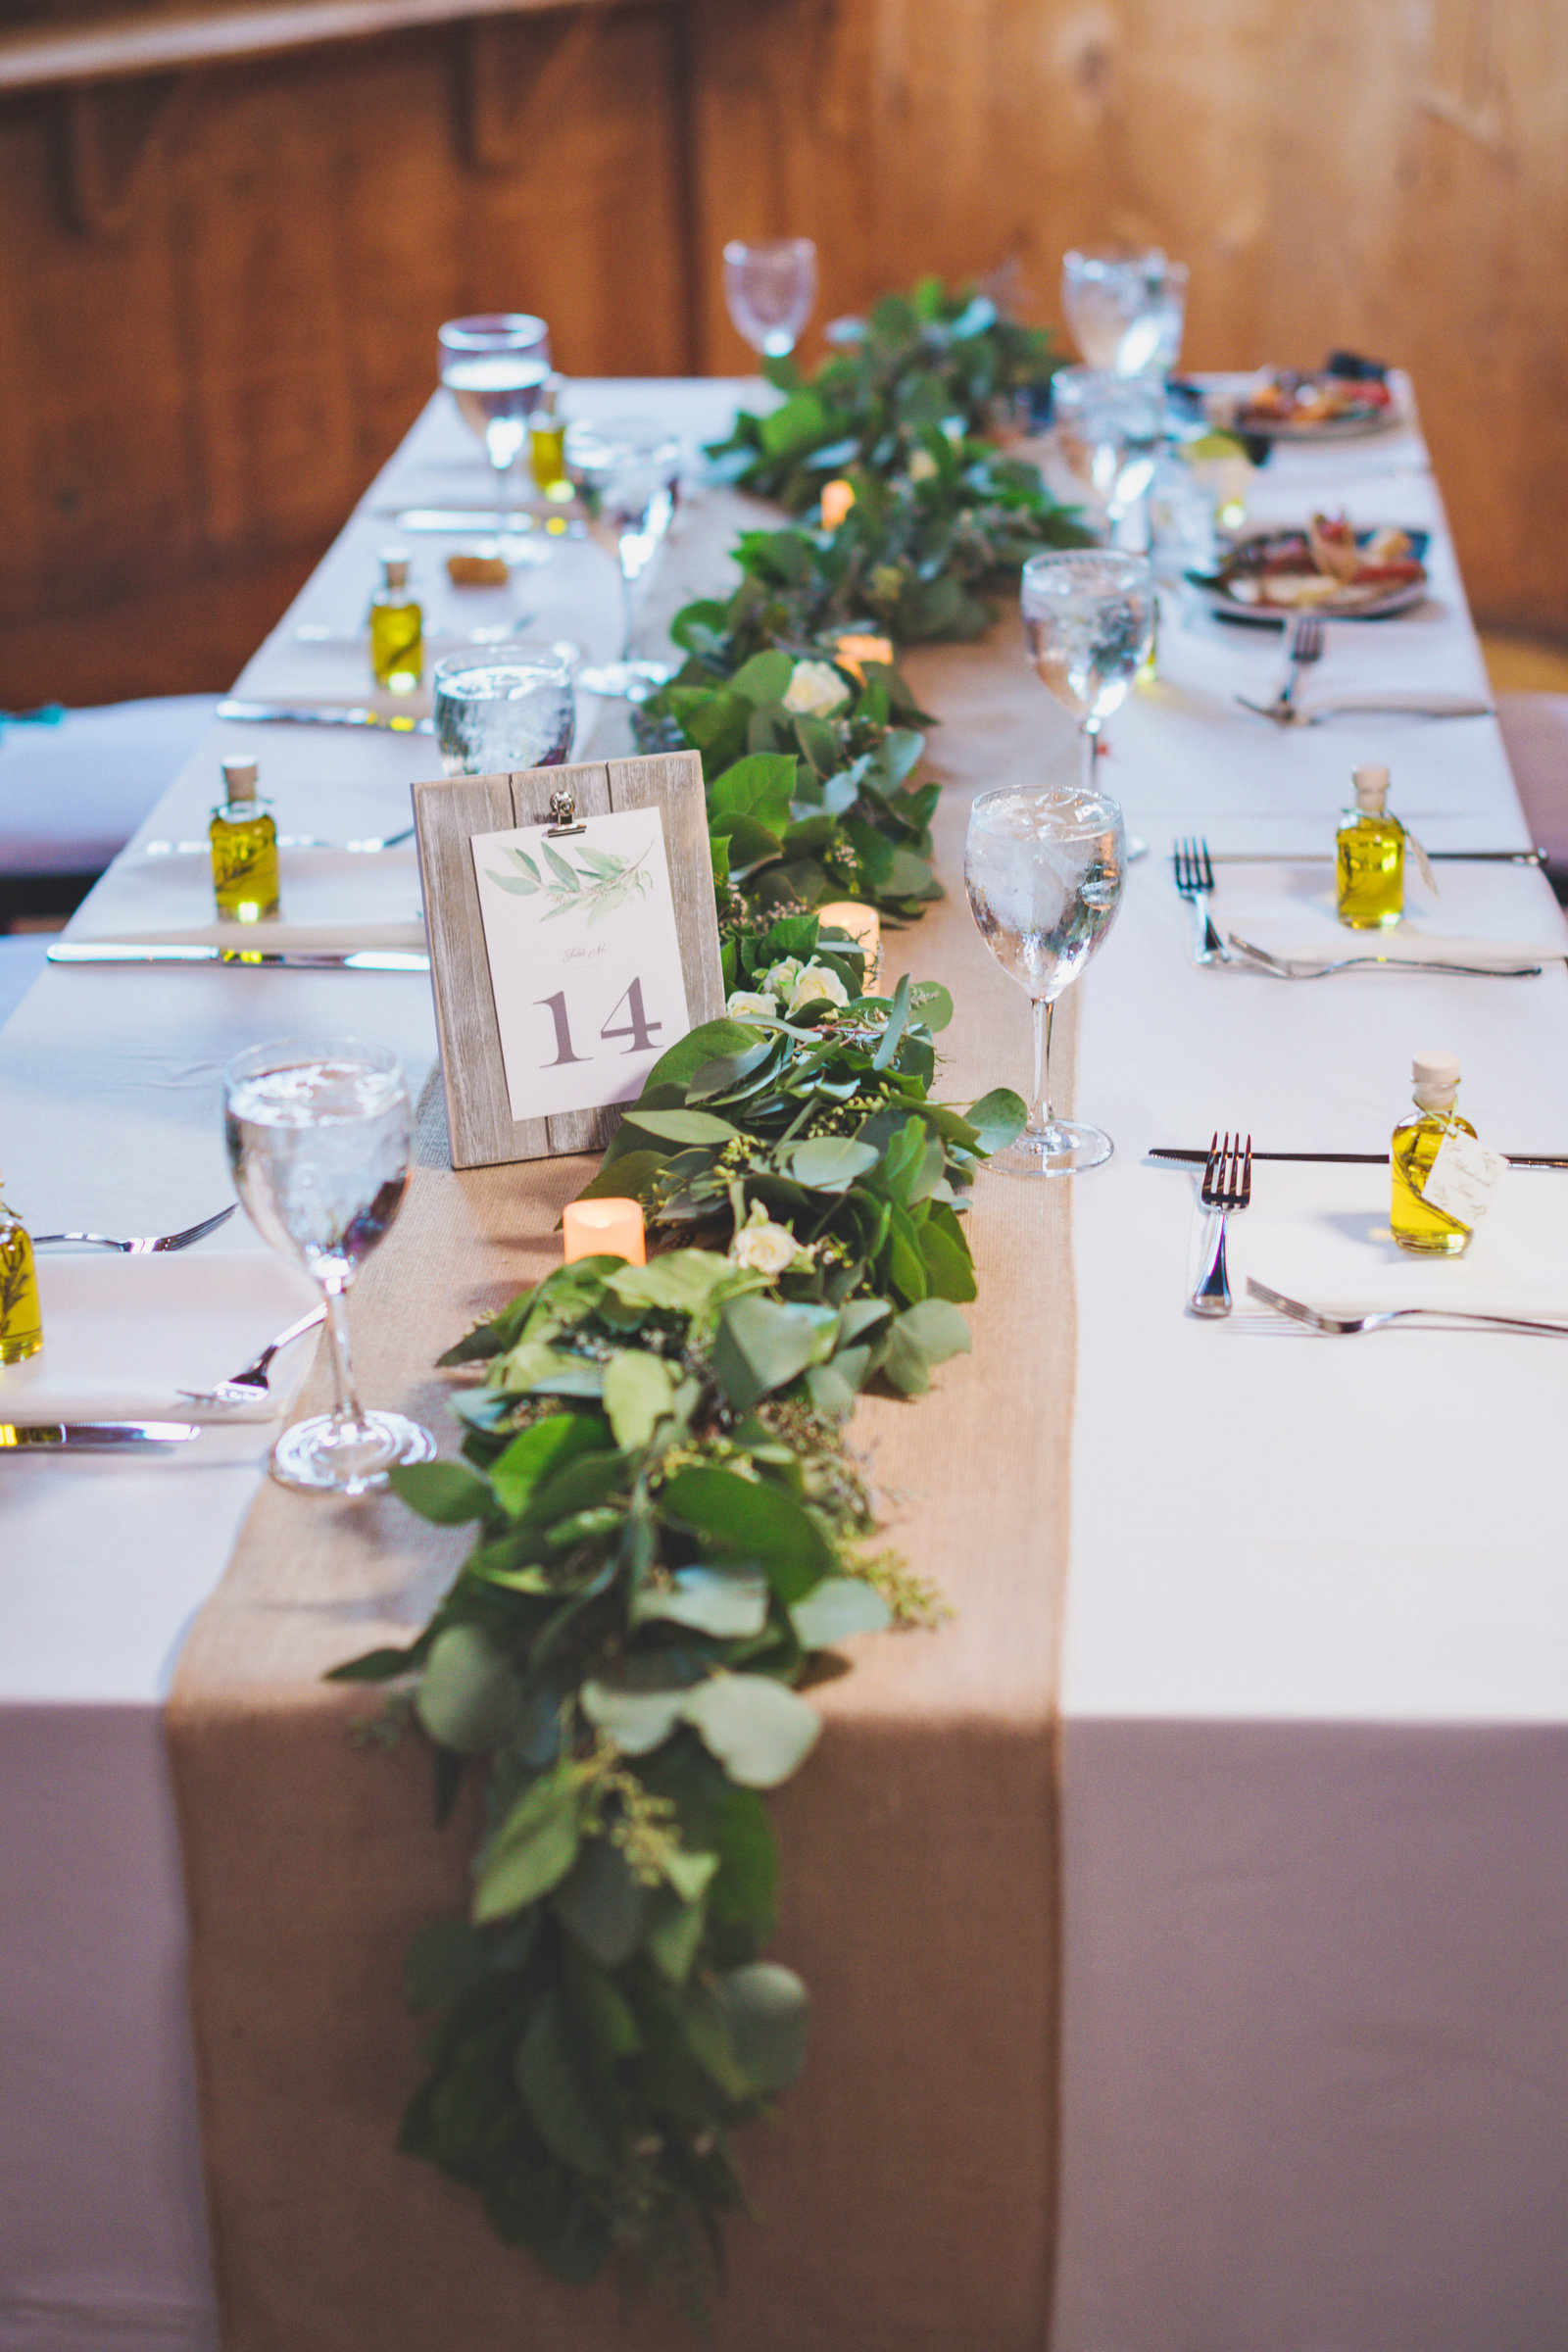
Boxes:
[474,1763,585,1923]
[680,1672,821,1788]
[552,1835,649,1968]
[388,1460,494,1525]
[622,1106,739,1147]
[632,1564,770,1639]
[965,1086,1029,1154]
[789,1577,893,1648]
[779,1136,881,1192]
[713,1961,809,2093]
[416,1625,519,1755]
[514,1993,614,2177]
[580,1675,687,1757]
[602,1350,676,1450]
[660,1464,836,1601]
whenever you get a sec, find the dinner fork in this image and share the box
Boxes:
[1235,613,1324,723]
[1190,1132,1252,1318]
[178,1303,327,1407]
[30,1204,238,1252]
[1171,837,1228,963]
[1227,932,1544,980]
[1246,1277,1568,1340]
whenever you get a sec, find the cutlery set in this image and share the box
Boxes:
[1234,612,1494,726]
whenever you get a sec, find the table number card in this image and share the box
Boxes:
[470,808,691,1124]
[412,750,724,1168]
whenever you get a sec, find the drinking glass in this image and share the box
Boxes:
[432,643,575,775]
[223,1038,435,1493]
[723,237,817,360]
[564,417,683,700]
[438,314,552,549]
[1051,368,1165,545]
[965,783,1127,1175]
[1061,250,1188,377]
[1021,550,1155,793]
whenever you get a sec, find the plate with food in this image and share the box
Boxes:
[1186,517,1430,624]
[1212,361,1400,442]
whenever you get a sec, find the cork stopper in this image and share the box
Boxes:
[1352,762,1391,813]
[221,757,259,804]
[380,551,411,593]
[1412,1048,1459,1111]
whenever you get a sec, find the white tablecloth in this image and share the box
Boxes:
[4,377,1566,2352]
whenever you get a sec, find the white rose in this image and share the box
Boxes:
[907,447,939,481]
[786,960,850,1016]
[761,956,803,999]
[730,1203,803,1277]
[782,660,850,717]
[725,989,778,1020]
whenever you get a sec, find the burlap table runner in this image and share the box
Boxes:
[168,598,1081,2351]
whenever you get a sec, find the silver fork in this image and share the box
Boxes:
[1247,1277,1568,1340]
[1236,612,1325,724]
[1190,1132,1252,1317]
[178,1303,327,1406]
[1172,837,1228,964]
[31,1204,238,1252]
[1227,932,1544,981]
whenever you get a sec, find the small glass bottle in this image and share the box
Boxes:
[529,376,570,502]
[210,757,280,923]
[1391,1050,1476,1257]
[369,552,423,693]
[0,1170,43,1364]
[1336,761,1404,929]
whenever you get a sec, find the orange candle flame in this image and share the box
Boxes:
[820,479,856,531]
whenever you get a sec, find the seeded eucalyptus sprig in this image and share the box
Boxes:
[338,916,1025,2306]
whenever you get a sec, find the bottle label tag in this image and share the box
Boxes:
[1424,1129,1507,1225]
[1406,830,1439,897]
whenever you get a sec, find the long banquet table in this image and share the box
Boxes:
[5,376,1568,2352]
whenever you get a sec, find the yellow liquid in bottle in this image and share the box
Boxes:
[1391,1106,1476,1256]
[530,419,567,494]
[369,595,423,693]
[0,1209,43,1363]
[210,804,280,922]
[1337,810,1404,929]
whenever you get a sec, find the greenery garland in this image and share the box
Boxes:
[333,280,1068,2313]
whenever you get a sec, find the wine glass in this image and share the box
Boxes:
[1051,368,1165,546]
[965,783,1127,1175]
[432,643,575,775]
[1021,551,1154,795]
[723,238,817,360]
[564,417,683,701]
[223,1037,435,1494]
[1061,250,1188,377]
[438,315,552,553]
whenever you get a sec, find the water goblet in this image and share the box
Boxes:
[438,314,552,555]
[564,417,683,700]
[1061,250,1188,377]
[223,1037,436,1493]
[965,782,1127,1176]
[432,643,575,775]
[722,237,817,360]
[1051,368,1166,546]
[1020,550,1155,794]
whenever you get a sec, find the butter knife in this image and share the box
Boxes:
[1149,1148,1568,1169]
[217,699,435,734]
[48,943,429,972]
[1206,849,1547,867]
[0,1420,204,1450]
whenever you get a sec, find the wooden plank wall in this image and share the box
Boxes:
[0,0,1564,711]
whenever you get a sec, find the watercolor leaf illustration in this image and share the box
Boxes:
[484,837,656,925]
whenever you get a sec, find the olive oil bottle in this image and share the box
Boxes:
[1336,761,1404,929]
[1391,1051,1476,1256]
[369,553,422,693]
[0,1170,43,1364]
[210,757,280,923]
[529,376,570,501]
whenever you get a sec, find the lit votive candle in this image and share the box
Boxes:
[834,632,895,681]
[816,900,882,989]
[820,478,856,531]
[563,1197,646,1265]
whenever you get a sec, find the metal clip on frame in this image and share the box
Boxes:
[546,785,586,836]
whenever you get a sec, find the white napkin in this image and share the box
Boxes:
[70,843,428,956]
[1230,924,1561,973]
[1213,857,1566,974]
[1186,1160,1568,1329]
[0,1253,321,1424]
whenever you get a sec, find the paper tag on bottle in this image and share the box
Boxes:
[1423,1129,1506,1225]
[1405,829,1439,897]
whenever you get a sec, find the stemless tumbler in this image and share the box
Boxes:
[432,643,575,775]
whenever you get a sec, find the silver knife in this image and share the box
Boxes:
[1149,1147,1568,1169]
[217,699,435,734]
[0,1421,204,1450]
[138,828,416,858]
[48,942,429,972]
[1206,849,1548,867]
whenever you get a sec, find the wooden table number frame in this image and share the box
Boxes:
[413,750,725,1168]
